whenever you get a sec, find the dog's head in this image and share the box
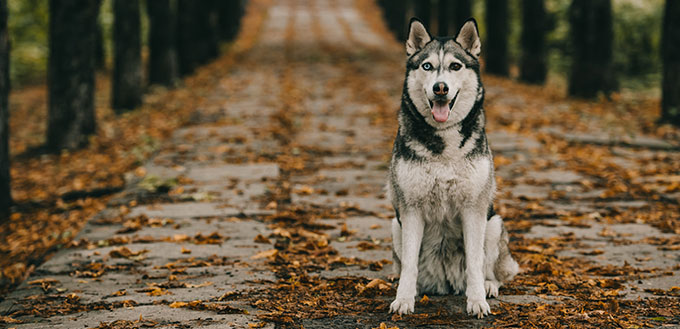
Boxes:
[404,18,482,128]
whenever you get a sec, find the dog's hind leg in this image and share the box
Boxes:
[391,217,402,276]
[494,217,519,283]
[483,215,502,298]
[484,215,519,298]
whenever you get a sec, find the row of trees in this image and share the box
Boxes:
[378,0,680,126]
[0,0,245,220]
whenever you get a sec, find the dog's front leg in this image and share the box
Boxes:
[462,207,490,318]
[389,209,423,315]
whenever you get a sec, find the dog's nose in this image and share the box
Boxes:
[433,82,449,96]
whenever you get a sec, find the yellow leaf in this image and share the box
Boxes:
[110,289,127,296]
[135,167,147,177]
[0,315,23,324]
[169,301,188,308]
[147,287,171,296]
[27,278,59,285]
[366,278,391,290]
[251,249,278,260]
[186,281,213,288]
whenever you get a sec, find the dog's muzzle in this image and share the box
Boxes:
[429,89,459,123]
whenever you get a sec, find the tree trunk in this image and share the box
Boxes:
[395,0,407,41]
[177,0,220,76]
[0,0,9,221]
[382,0,407,41]
[177,0,198,76]
[568,0,617,98]
[47,0,99,151]
[519,0,547,84]
[452,0,471,31]
[437,0,449,36]
[218,0,243,41]
[196,0,220,63]
[485,0,509,76]
[661,0,680,126]
[147,0,178,86]
[112,0,142,112]
[413,0,431,31]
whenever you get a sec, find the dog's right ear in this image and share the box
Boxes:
[406,18,431,56]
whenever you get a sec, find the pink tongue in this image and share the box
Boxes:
[431,102,450,122]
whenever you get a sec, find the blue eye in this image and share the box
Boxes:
[422,62,433,71]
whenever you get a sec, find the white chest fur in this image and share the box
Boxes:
[393,156,491,221]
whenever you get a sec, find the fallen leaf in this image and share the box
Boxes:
[251,249,278,260]
[253,234,271,244]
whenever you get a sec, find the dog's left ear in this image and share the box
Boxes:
[456,18,481,58]
[406,18,431,56]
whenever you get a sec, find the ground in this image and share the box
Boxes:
[1,0,680,328]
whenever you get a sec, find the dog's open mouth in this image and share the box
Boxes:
[429,90,459,123]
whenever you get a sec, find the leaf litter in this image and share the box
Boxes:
[2,0,679,328]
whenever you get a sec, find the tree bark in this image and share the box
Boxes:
[47,0,99,151]
[485,0,509,76]
[0,0,9,221]
[519,0,547,84]
[147,0,178,87]
[177,0,220,76]
[382,0,407,41]
[568,0,617,98]
[176,0,198,76]
[412,0,431,31]
[112,0,142,112]
[218,0,243,41]
[437,0,449,36]
[452,0,471,31]
[196,0,220,63]
[661,0,680,126]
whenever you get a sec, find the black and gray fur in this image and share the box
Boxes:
[387,18,519,318]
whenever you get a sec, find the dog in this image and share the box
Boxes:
[386,18,519,318]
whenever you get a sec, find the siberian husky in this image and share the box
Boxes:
[387,18,519,318]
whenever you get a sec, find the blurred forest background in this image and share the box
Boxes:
[6,0,665,90]
[378,0,665,91]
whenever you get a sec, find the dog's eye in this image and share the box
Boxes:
[422,62,433,71]
[449,63,462,71]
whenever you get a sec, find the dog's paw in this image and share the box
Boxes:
[466,298,490,319]
[389,296,415,315]
[485,280,499,298]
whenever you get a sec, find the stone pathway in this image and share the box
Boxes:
[2,0,679,328]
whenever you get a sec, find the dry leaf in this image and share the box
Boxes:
[251,249,278,260]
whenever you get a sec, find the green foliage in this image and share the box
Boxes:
[612,0,663,88]
[7,0,149,88]
[8,0,49,86]
[544,0,663,89]
[137,175,178,192]
[100,0,114,67]
[507,0,521,65]
[544,0,571,78]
